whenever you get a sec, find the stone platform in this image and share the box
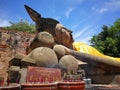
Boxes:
[85,84,120,90]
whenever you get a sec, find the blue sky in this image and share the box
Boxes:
[0,0,120,44]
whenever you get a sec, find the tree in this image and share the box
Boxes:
[4,19,35,33]
[90,18,120,57]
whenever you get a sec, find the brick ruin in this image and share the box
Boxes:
[0,27,35,81]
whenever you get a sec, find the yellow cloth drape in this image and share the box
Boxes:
[73,42,120,62]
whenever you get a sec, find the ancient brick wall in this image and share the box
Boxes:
[0,27,35,82]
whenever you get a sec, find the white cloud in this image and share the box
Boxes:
[107,0,120,8]
[65,8,74,18]
[96,8,108,14]
[74,26,92,39]
[73,25,98,45]
[0,19,11,27]
[93,0,120,14]
[78,36,92,45]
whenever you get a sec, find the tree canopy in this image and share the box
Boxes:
[90,19,120,57]
[3,19,36,33]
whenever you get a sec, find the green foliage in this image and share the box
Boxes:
[90,19,120,57]
[3,19,35,33]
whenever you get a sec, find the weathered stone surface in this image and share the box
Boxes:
[67,49,120,84]
[26,32,55,54]
[21,57,36,68]
[55,23,74,49]
[36,31,54,44]
[8,66,20,71]
[9,53,25,67]
[27,47,58,67]
[0,28,35,82]
[19,68,27,83]
[1,4,120,85]
[7,70,20,83]
[59,55,78,74]
[25,5,74,49]
[80,64,113,84]
[111,75,120,86]
[0,61,8,83]
[53,44,66,59]
[7,66,21,83]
